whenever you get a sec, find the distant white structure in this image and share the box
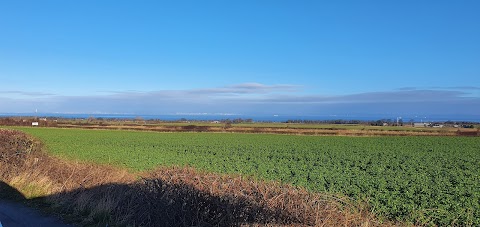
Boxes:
[32,122,39,126]
[414,123,428,127]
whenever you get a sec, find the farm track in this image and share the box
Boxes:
[0,199,70,227]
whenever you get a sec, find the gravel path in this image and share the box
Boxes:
[0,199,70,227]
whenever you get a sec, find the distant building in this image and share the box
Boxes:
[32,122,39,126]
[414,123,428,127]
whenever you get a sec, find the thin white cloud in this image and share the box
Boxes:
[187,83,301,95]
[397,86,480,91]
[95,83,301,98]
[229,83,300,92]
[431,86,480,90]
[0,90,56,96]
[236,89,476,104]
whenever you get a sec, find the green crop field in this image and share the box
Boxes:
[11,127,480,225]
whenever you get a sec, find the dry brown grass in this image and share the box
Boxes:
[53,123,471,137]
[0,129,401,226]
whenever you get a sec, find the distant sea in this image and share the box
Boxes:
[1,113,479,123]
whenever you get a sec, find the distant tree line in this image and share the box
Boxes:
[221,118,254,124]
[0,117,57,127]
[285,119,363,124]
[284,118,479,128]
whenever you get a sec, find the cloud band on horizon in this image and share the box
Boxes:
[1,83,479,116]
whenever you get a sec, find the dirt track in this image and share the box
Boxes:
[0,199,69,227]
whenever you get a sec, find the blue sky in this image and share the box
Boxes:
[1,1,479,118]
